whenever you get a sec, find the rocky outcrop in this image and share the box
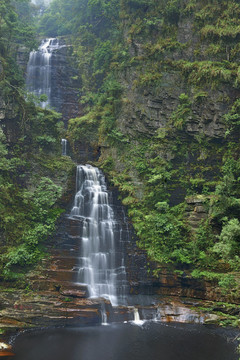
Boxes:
[17,45,30,74]
[185,195,208,232]
[117,61,234,142]
[0,342,14,358]
[127,251,240,304]
[50,39,82,124]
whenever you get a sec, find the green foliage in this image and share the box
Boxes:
[37,0,77,36]
[144,38,185,60]
[93,40,113,74]
[1,177,64,277]
[171,93,192,130]
[0,19,73,282]
[38,0,120,38]
[211,157,240,222]
[213,219,240,262]
[30,177,63,210]
[0,0,36,56]
[0,127,8,160]
[36,135,56,148]
[163,0,180,24]
[175,60,235,87]
[224,98,240,135]
[69,74,123,151]
[122,0,150,12]
[196,2,240,40]
[134,205,190,264]
[136,69,162,87]
[68,113,99,145]
[218,274,238,295]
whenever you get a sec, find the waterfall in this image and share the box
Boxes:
[61,139,67,156]
[26,38,60,108]
[70,165,128,307]
[100,303,108,325]
[153,307,161,322]
[31,0,52,5]
[132,307,145,326]
[134,308,140,322]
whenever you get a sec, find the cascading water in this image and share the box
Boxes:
[31,0,52,5]
[26,38,60,108]
[61,139,67,156]
[70,165,128,307]
[132,307,145,326]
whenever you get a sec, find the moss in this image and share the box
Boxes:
[196,301,240,328]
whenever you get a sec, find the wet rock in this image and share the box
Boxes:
[0,343,11,352]
[185,196,208,233]
[0,348,15,358]
[205,314,221,324]
[59,289,87,298]
[50,42,82,125]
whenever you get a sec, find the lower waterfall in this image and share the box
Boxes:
[70,164,128,306]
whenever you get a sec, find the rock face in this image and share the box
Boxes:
[185,196,208,232]
[50,39,82,124]
[117,68,232,142]
[0,92,20,145]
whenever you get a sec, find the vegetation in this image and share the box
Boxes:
[0,0,75,284]
[0,98,74,282]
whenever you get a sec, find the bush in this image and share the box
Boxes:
[213,218,240,261]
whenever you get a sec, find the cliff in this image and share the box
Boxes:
[64,0,240,301]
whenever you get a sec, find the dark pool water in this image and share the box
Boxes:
[13,322,237,360]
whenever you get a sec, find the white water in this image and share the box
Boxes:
[26,38,60,108]
[100,303,108,326]
[132,308,145,326]
[31,0,52,6]
[70,165,127,307]
[153,307,161,322]
[61,139,67,156]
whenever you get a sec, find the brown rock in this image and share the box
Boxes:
[60,289,86,298]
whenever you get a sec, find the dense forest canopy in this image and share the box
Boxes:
[0,0,239,304]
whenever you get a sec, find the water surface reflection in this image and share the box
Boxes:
[13,323,237,360]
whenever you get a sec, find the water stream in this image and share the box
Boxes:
[26,38,60,107]
[61,139,67,156]
[70,164,128,307]
[132,307,145,326]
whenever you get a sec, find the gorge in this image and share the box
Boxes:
[0,0,240,358]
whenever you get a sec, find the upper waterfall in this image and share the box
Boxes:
[31,0,52,6]
[70,165,128,307]
[26,38,60,108]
